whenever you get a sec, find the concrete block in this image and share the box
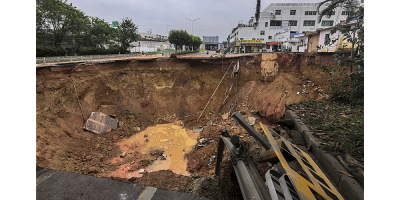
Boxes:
[84,112,119,134]
[285,110,300,120]
[339,175,364,200]
[284,108,363,199]
[261,61,279,82]
[317,150,347,185]
[285,110,319,151]
[261,53,278,61]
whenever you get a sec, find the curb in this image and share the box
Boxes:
[284,109,364,200]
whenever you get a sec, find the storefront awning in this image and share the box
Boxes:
[266,42,284,45]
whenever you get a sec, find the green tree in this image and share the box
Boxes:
[36,0,46,42]
[115,17,140,53]
[317,0,364,102]
[168,30,191,50]
[189,35,202,50]
[36,0,87,46]
[75,16,116,48]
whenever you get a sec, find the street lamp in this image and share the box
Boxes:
[185,18,200,35]
[195,28,205,36]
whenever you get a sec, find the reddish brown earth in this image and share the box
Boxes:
[36,53,337,199]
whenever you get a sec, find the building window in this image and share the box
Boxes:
[290,10,296,15]
[265,22,268,27]
[324,34,330,45]
[275,10,281,15]
[305,11,317,15]
[341,11,353,15]
[240,38,243,40]
[289,20,297,26]
[303,20,315,26]
[260,30,265,35]
[321,20,334,26]
[361,0,364,3]
[270,20,282,26]
[268,36,272,39]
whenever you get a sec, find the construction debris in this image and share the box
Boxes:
[207,156,216,168]
[247,117,256,126]
[193,126,203,133]
[84,112,119,134]
[221,113,229,120]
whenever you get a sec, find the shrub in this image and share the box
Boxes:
[37,45,129,57]
[36,46,66,57]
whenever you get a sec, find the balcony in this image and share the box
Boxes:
[270,26,282,29]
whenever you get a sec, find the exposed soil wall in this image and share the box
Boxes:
[36,52,337,197]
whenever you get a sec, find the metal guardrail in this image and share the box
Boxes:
[216,112,344,200]
[35,50,206,64]
[36,53,143,64]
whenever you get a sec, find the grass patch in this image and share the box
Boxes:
[289,100,364,162]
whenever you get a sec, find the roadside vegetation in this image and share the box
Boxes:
[290,0,364,162]
[36,0,201,57]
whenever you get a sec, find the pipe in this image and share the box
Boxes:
[232,112,271,150]
[197,61,235,122]
[216,136,272,200]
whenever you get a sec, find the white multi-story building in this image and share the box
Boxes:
[228,1,364,53]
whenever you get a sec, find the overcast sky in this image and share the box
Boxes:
[66,0,324,42]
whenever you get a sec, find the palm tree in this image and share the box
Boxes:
[317,0,363,23]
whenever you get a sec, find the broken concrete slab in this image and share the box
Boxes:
[247,117,255,126]
[193,126,203,133]
[315,148,347,186]
[221,113,229,120]
[289,130,305,146]
[339,175,364,200]
[84,112,119,134]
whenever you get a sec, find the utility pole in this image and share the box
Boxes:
[166,25,170,35]
[185,18,200,35]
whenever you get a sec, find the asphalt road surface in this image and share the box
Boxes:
[36,167,208,200]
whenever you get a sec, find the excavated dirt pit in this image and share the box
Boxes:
[36,53,337,199]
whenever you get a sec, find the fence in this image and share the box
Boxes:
[36,52,168,64]
[36,49,198,64]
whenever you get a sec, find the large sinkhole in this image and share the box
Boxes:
[36,53,328,197]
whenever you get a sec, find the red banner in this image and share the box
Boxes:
[266,42,283,45]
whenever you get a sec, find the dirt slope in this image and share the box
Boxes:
[36,53,336,198]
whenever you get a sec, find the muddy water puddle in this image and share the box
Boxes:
[110,123,199,178]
